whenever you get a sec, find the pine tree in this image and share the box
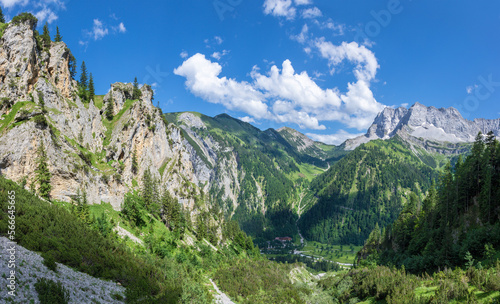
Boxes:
[69,54,77,80]
[161,189,179,230]
[79,61,88,89]
[54,26,62,42]
[42,22,51,46]
[132,77,142,100]
[0,7,5,23]
[141,169,160,217]
[132,148,138,174]
[106,95,114,120]
[35,141,51,199]
[88,73,95,102]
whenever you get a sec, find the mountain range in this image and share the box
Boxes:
[1,17,499,246]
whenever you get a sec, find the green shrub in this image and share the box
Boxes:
[11,13,37,31]
[35,278,70,304]
[214,258,304,304]
[42,252,57,272]
[0,97,13,109]
[34,114,48,128]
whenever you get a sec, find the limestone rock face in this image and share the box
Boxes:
[344,102,500,150]
[47,42,75,99]
[0,20,39,100]
[0,20,204,210]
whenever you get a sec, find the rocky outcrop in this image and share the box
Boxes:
[0,20,204,210]
[0,20,39,100]
[344,102,500,151]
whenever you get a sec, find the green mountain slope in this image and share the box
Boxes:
[164,112,347,242]
[298,136,453,246]
[360,132,500,273]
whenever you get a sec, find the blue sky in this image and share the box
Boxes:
[2,0,500,144]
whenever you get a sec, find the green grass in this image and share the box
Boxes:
[291,161,325,181]
[93,95,104,109]
[0,22,8,39]
[158,158,169,176]
[300,240,361,265]
[0,101,35,133]
[63,135,114,174]
[102,99,136,146]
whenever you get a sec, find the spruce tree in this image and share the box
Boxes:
[79,61,88,89]
[132,77,142,100]
[54,26,62,42]
[88,73,95,102]
[69,54,77,80]
[105,95,114,120]
[132,148,138,174]
[35,141,51,199]
[42,22,51,46]
[0,7,5,23]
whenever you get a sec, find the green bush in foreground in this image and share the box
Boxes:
[35,278,70,304]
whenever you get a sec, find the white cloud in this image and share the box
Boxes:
[302,7,322,19]
[211,50,229,60]
[466,84,478,94]
[263,0,296,20]
[173,53,270,119]
[214,36,223,45]
[92,19,108,40]
[239,116,256,123]
[294,0,311,5]
[315,19,345,36]
[401,103,409,108]
[252,59,341,111]
[35,7,58,24]
[315,39,379,82]
[175,54,385,131]
[117,22,126,33]
[291,24,309,44]
[0,0,28,8]
[180,51,189,58]
[306,130,364,145]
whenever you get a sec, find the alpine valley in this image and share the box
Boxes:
[0,12,500,304]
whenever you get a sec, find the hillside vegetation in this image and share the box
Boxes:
[299,136,444,245]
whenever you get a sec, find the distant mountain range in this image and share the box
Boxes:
[344,102,500,150]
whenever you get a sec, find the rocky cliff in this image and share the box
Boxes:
[344,102,500,151]
[0,19,203,210]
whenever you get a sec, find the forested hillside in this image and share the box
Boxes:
[299,136,447,245]
[360,131,500,273]
[165,112,347,242]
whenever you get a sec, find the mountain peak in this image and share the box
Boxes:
[344,103,500,150]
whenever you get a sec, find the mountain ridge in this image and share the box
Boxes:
[344,102,500,150]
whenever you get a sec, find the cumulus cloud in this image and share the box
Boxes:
[263,0,296,20]
[173,53,270,119]
[315,39,379,82]
[252,59,341,111]
[239,116,256,123]
[35,7,58,24]
[175,54,385,131]
[180,51,189,58]
[306,130,364,145]
[0,0,28,8]
[302,7,322,19]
